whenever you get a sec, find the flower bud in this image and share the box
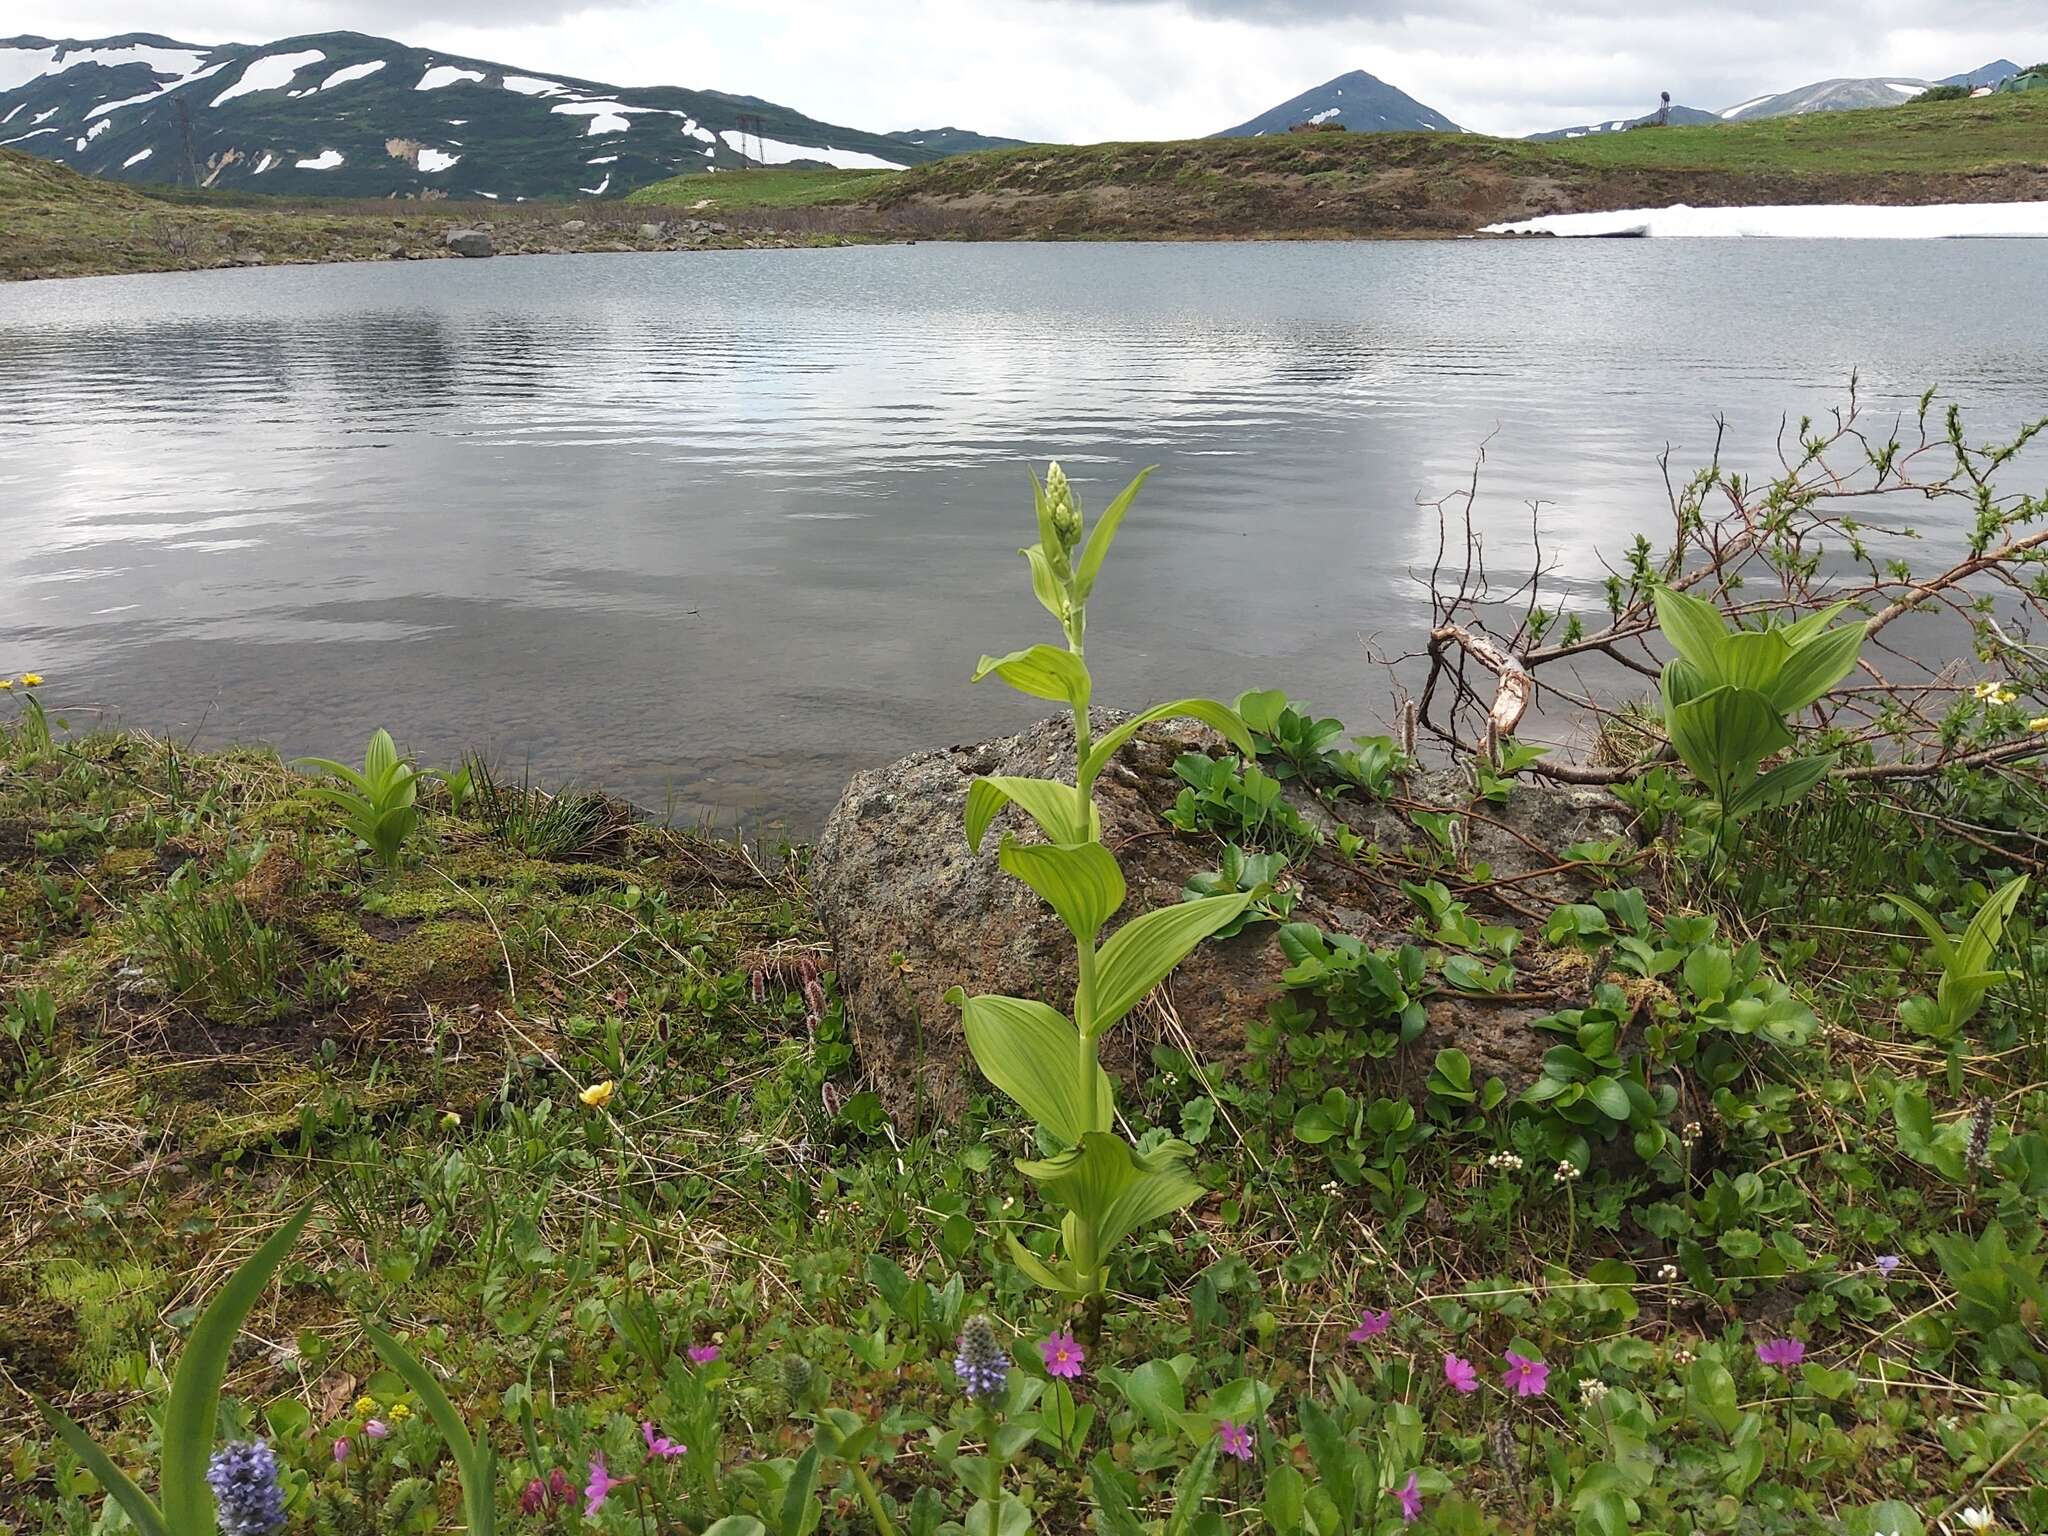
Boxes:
[1044,462,1082,554]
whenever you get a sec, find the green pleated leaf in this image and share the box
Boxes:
[1668,686,1793,786]
[1652,586,1730,675]
[33,1400,168,1536]
[1016,1132,1204,1256]
[1724,752,1833,818]
[161,1204,313,1536]
[965,775,1095,851]
[1006,1229,1085,1297]
[998,835,1126,939]
[1020,543,1068,622]
[1091,892,1253,1037]
[1776,599,1851,648]
[1958,873,2028,976]
[1081,700,1254,784]
[1717,630,1792,694]
[952,989,1112,1145]
[972,644,1092,709]
[1770,620,1864,714]
[1074,466,1155,603]
[364,1324,496,1536]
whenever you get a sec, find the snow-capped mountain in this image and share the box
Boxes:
[0,31,1024,199]
[1527,102,1721,141]
[1713,61,2017,121]
[1213,70,1461,138]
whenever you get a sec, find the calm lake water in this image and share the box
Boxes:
[1,240,2043,832]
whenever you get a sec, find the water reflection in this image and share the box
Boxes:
[1,240,2042,831]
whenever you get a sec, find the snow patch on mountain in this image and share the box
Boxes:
[502,75,568,96]
[717,131,904,168]
[417,147,459,171]
[553,100,634,134]
[416,65,485,91]
[295,148,344,169]
[123,145,152,166]
[212,50,326,107]
[319,61,386,91]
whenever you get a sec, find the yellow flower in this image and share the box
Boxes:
[20,673,40,687]
[1972,681,2015,705]
[353,1396,378,1415]
[2029,717,2048,734]
[580,1079,617,1109]
[387,1402,412,1422]
[440,1110,462,1128]
[0,679,12,690]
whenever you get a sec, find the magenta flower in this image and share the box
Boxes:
[1216,1420,1255,1461]
[362,1419,389,1440]
[687,1344,721,1366]
[520,1479,549,1516]
[1039,1329,1085,1380]
[1347,1309,1391,1343]
[1755,1336,1805,1368]
[1443,1353,1479,1394]
[584,1455,621,1517]
[331,1438,350,1465]
[641,1422,687,1460]
[1502,1351,1549,1397]
[1395,1471,1423,1523]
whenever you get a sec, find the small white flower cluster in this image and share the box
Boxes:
[1657,1262,1681,1282]
[1485,1151,1524,1172]
[1680,1121,1704,1144]
[1671,1345,1697,1366]
[1554,1160,1582,1184]
[1577,1378,1609,1404]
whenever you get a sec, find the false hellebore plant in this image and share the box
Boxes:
[948,463,1258,1300]
[1653,585,1865,838]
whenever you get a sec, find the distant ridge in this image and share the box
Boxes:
[1214,69,1460,138]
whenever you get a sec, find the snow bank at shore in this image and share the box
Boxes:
[1483,202,2048,238]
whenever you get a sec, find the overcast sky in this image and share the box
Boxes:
[13,0,2047,140]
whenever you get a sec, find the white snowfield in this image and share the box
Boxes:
[554,100,633,135]
[1483,202,2048,239]
[88,59,227,118]
[716,131,904,169]
[211,50,326,108]
[123,146,152,167]
[295,149,344,170]
[502,75,569,96]
[417,148,460,172]
[318,61,386,91]
[2,42,207,92]
[580,172,611,195]
[416,65,485,91]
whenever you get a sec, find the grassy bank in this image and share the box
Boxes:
[10,91,2047,279]
[5,383,2048,1536]
[0,150,830,282]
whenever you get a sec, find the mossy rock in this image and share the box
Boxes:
[299,911,504,1007]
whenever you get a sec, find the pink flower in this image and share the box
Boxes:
[687,1344,721,1366]
[1216,1420,1255,1461]
[1443,1353,1479,1393]
[1755,1336,1805,1368]
[1039,1329,1085,1380]
[1395,1471,1423,1523]
[641,1422,687,1460]
[1347,1309,1391,1343]
[1502,1351,1549,1397]
[331,1438,350,1464]
[584,1455,621,1517]
[520,1479,549,1516]
[362,1419,390,1441]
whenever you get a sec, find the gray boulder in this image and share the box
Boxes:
[638,222,666,240]
[443,228,494,257]
[811,712,1637,1126]
[561,219,588,233]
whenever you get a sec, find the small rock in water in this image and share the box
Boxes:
[443,227,494,257]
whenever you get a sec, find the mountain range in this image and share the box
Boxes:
[1224,59,2024,145]
[0,31,1024,200]
[1213,70,1461,137]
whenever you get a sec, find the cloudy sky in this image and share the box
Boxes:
[13,0,2047,140]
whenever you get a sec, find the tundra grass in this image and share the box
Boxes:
[625,166,900,209]
[2,691,2046,1533]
